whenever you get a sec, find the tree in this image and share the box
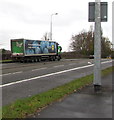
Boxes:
[2,48,6,54]
[101,37,111,57]
[69,26,111,57]
[70,26,94,56]
[41,32,50,41]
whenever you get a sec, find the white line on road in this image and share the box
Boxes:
[0,73,12,76]
[53,65,64,68]
[32,67,47,71]
[0,60,112,88]
[1,71,22,76]
[12,71,22,74]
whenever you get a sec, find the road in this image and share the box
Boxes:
[1,59,112,106]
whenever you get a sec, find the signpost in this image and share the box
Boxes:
[89,1,108,92]
[89,2,108,22]
[94,0,101,92]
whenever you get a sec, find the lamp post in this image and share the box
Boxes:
[50,13,58,40]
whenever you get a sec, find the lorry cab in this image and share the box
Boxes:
[58,46,62,54]
[57,45,62,60]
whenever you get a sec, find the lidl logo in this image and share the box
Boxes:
[16,42,23,47]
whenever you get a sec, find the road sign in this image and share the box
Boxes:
[89,2,108,22]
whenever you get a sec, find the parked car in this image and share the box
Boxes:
[89,55,94,59]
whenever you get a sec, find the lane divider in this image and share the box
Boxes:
[12,71,22,74]
[53,65,64,68]
[0,71,22,77]
[32,67,47,71]
[0,73,12,76]
[0,60,112,88]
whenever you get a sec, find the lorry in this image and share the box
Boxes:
[11,38,62,62]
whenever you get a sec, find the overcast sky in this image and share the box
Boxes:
[0,0,113,51]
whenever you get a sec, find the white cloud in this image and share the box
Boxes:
[0,0,112,51]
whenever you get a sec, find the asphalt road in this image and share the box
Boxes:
[1,59,112,106]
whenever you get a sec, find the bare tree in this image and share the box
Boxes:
[42,32,50,41]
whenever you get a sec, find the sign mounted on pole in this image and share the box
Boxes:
[89,2,108,22]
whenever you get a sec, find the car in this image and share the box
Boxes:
[89,55,94,59]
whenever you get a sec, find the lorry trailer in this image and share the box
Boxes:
[11,38,62,62]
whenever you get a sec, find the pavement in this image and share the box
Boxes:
[30,71,113,118]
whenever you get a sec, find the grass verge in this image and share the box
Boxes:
[0,60,12,63]
[2,66,113,119]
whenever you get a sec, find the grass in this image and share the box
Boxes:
[0,60,12,63]
[2,66,113,119]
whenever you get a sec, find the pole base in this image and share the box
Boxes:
[94,85,102,92]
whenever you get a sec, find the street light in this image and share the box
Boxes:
[50,13,58,40]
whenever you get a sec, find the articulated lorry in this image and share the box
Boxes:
[11,38,62,62]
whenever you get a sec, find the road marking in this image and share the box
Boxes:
[32,67,47,71]
[1,71,22,76]
[12,71,22,74]
[0,73,12,76]
[0,60,112,88]
[101,60,112,64]
[53,65,64,68]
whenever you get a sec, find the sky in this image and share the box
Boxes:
[0,0,113,52]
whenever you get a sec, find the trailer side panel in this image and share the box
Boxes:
[24,40,57,56]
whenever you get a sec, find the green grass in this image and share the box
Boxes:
[0,60,12,63]
[2,66,113,119]
[101,67,113,76]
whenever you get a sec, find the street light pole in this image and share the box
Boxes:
[94,0,101,92]
[50,13,58,40]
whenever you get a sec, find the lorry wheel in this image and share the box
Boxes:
[50,57,53,61]
[49,57,52,61]
[20,60,24,63]
[26,59,30,63]
[57,55,61,61]
[31,59,34,63]
[49,57,54,61]
[53,57,55,61]
[35,58,38,62]
[24,60,27,63]
[57,56,60,61]
[58,58,60,61]
[38,58,41,62]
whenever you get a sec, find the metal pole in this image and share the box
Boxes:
[50,13,58,40]
[50,14,52,40]
[94,0,102,92]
